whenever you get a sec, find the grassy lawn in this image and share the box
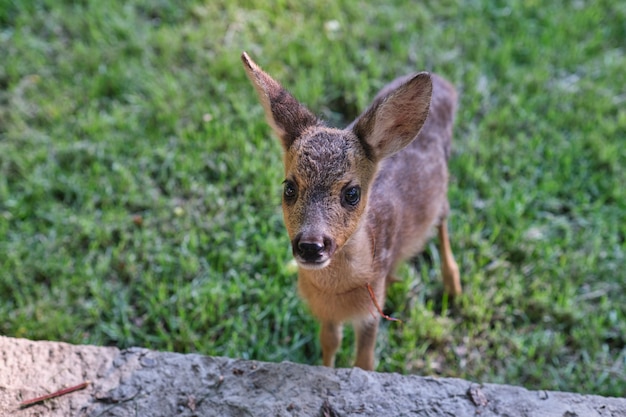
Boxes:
[1,0,624,397]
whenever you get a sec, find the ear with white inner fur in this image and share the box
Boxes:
[352,72,433,161]
[241,52,319,150]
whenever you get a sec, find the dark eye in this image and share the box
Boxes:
[283,180,298,202]
[343,186,361,206]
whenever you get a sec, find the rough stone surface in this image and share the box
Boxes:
[1,336,624,416]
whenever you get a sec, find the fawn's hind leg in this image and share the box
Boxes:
[438,220,462,296]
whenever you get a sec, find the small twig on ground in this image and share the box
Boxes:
[366,283,402,323]
[20,381,90,409]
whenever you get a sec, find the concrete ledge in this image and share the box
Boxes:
[1,336,624,416]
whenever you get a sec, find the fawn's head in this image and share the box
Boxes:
[242,52,432,270]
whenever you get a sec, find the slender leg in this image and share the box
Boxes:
[438,221,462,296]
[353,318,379,370]
[320,321,342,367]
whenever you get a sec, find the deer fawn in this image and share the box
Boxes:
[242,52,461,371]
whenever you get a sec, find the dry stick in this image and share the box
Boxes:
[365,283,402,323]
[19,381,90,409]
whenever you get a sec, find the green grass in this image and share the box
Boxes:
[1,0,625,397]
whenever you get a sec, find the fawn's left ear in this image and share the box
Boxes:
[352,72,433,161]
[242,52,319,150]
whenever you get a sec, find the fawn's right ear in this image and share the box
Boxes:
[242,52,318,150]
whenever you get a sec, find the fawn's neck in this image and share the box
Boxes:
[299,218,378,292]
[297,218,389,322]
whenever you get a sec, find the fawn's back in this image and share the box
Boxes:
[242,52,461,370]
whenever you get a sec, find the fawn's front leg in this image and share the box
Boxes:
[320,321,343,367]
[353,317,379,370]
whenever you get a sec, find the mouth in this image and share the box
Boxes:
[294,256,331,270]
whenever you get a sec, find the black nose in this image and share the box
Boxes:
[293,233,335,263]
[299,240,324,256]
